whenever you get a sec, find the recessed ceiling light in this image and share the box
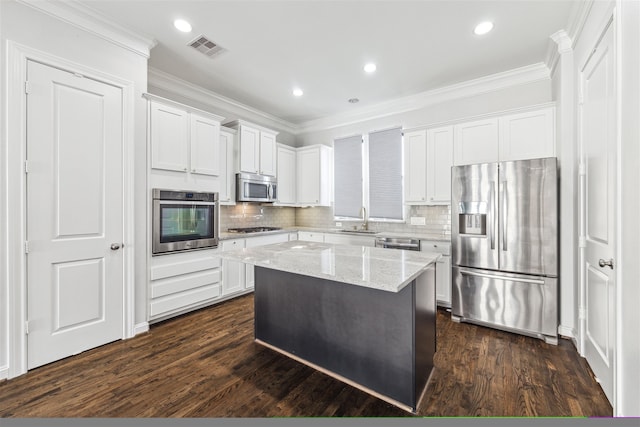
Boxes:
[474,21,494,35]
[348,98,360,104]
[364,63,377,73]
[293,88,303,97]
[174,19,192,33]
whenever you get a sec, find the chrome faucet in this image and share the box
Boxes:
[360,206,369,231]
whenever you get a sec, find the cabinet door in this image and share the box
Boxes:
[239,126,260,174]
[453,118,499,166]
[296,148,321,205]
[403,130,427,204]
[276,145,296,205]
[499,108,555,161]
[219,131,236,205]
[298,231,324,242]
[259,132,277,176]
[221,239,246,296]
[190,114,220,176]
[436,255,451,306]
[150,101,189,172]
[427,126,453,203]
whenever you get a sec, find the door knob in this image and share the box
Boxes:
[110,243,123,251]
[598,258,614,269]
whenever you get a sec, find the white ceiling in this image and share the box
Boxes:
[78,0,578,126]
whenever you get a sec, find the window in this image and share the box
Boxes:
[333,127,404,221]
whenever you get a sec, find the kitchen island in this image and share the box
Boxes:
[220,241,439,413]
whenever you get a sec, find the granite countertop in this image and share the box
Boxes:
[219,240,440,293]
[219,226,450,242]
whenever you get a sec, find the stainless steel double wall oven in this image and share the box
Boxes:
[152,189,219,255]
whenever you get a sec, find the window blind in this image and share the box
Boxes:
[333,135,363,218]
[368,127,403,220]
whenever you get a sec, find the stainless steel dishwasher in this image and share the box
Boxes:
[375,237,421,251]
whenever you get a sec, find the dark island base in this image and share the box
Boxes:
[253,265,436,412]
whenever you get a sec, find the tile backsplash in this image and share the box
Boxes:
[221,203,451,236]
[220,204,296,231]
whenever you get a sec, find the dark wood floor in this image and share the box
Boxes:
[0,293,612,417]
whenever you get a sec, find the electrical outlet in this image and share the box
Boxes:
[335,222,342,227]
[410,217,426,226]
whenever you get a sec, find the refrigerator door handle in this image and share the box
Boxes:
[489,181,495,250]
[458,268,545,285]
[501,180,507,252]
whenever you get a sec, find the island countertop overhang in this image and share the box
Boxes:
[219,241,440,293]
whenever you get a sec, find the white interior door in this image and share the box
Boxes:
[580,21,616,404]
[26,60,124,369]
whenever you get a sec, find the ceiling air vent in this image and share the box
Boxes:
[188,35,225,58]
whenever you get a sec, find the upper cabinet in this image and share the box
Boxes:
[296,145,333,207]
[275,143,296,205]
[404,126,453,205]
[498,107,555,162]
[226,120,278,176]
[147,95,224,175]
[453,105,555,166]
[219,127,237,205]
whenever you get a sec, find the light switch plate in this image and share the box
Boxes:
[410,216,426,226]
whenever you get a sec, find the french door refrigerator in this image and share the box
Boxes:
[451,157,558,344]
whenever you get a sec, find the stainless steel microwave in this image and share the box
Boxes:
[152,189,219,255]
[236,173,277,203]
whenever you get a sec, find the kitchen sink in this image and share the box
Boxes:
[338,229,378,235]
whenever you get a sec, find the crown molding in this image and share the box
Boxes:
[16,0,156,58]
[147,67,299,135]
[296,63,550,134]
[547,29,574,76]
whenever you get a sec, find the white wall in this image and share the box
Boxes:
[0,0,149,377]
[296,79,552,146]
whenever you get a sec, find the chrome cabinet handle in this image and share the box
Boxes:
[110,243,122,250]
[598,258,614,269]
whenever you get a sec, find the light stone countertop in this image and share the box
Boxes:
[219,240,440,293]
[219,226,450,242]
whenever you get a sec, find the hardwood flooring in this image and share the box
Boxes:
[0,294,612,417]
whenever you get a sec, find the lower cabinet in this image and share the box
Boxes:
[221,239,251,296]
[421,241,452,307]
[298,231,325,242]
[149,248,222,322]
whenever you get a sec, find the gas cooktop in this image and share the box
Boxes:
[227,227,282,234]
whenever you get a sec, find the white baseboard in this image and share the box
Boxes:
[558,324,579,349]
[134,321,149,335]
[0,365,8,380]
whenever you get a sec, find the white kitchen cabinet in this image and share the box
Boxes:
[403,130,428,204]
[190,113,221,176]
[323,233,375,247]
[454,118,499,166]
[275,144,297,205]
[499,107,555,161]
[148,248,222,322]
[244,233,289,290]
[148,95,224,175]
[219,127,237,205]
[298,231,325,242]
[421,240,451,307]
[453,106,556,166]
[288,232,298,241]
[296,145,333,206]
[404,127,453,205]
[221,239,248,296]
[149,101,189,172]
[427,126,454,203]
[227,120,278,176]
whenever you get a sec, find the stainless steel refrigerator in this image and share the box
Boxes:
[451,157,558,344]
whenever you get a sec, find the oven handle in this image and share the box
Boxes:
[157,200,217,206]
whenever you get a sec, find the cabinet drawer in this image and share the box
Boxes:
[420,241,451,256]
[150,283,221,317]
[222,239,245,251]
[151,269,221,298]
[151,256,221,280]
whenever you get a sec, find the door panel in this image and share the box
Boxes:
[499,158,557,276]
[580,21,615,404]
[26,60,124,369]
[451,162,499,271]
